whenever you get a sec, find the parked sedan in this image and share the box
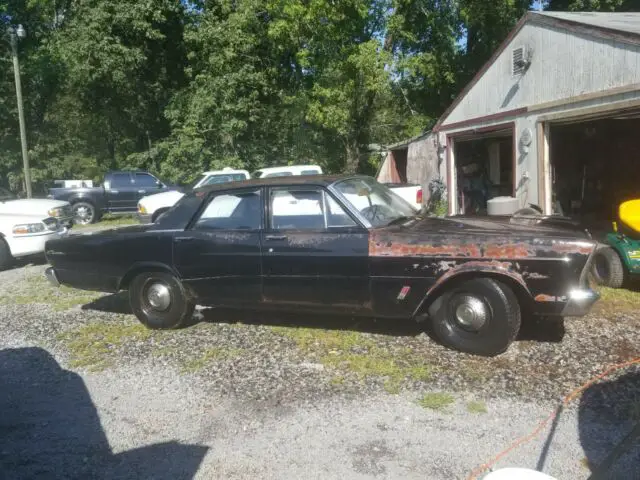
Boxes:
[0,187,74,228]
[0,213,68,269]
[44,175,599,356]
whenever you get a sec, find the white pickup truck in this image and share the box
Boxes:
[137,168,251,223]
[383,183,423,210]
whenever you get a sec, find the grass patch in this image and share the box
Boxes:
[74,214,138,229]
[57,321,152,372]
[271,327,376,352]
[272,326,433,392]
[466,400,488,414]
[0,273,101,311]
[594,286,640,314]
[418,392,455,411]
[180,347,243,373]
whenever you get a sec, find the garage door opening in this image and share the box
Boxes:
[453,129,514,215]
[549,113,640,234]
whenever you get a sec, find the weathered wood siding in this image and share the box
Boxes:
[442,21,640,126]
[405,134,441,203]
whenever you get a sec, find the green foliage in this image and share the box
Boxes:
[1,0,553,188]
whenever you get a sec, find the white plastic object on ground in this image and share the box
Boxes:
[483,468,557,480]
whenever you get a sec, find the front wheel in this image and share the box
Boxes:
[0,238,13,271]
[129,271,195,329]
[72,201,98,225]
[429,278,521,356]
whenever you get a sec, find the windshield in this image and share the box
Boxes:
[333,177,417,227]
[0,187,16,201]
[251,170,263,179]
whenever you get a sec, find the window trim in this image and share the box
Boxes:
[266,185,364,233]
[188,187,264,232]
[134,172,160,188]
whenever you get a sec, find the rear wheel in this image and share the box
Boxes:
[72,201,98,225]
[0,238,12,270]
[129,271,195,329]
[429,278,521,356]
[591,246,624,288]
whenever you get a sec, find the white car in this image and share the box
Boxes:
[0,213,68,269]
[0,187,74,228]
[251,164,322,178]
[137,168,250,223]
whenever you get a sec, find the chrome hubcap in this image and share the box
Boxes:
[74,206,92,224]
[453,295,487,331]
[146,282,171,311]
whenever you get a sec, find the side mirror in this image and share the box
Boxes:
[156,181,164,188]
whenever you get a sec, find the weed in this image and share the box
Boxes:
[418,392,455,411]
[466,400,488,414]
[57,321,152,371]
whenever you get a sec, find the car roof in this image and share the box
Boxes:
[202,169,249,175]
[253,165,322,173]
[193,174,367,194]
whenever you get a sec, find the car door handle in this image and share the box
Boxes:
[110,190,119,194]
[175,237,194,243]
[138,190,146,194]
[264,234,287,241]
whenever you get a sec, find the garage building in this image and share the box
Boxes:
[431,11,640,233]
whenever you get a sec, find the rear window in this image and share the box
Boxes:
[110,173,132,188]
[202,173,247,185]
[301,169,320,175]
[251,171,263,179]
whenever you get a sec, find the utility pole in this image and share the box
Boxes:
[7,25,32,198]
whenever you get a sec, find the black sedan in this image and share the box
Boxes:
[44,175,599,356]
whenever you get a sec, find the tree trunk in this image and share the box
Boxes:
[344,140,360,174]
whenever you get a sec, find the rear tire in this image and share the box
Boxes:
[129,271,195,329]
[429,278,521,356]
[591,246,625,289]
[0,238,12,270]
[72,201,98,225]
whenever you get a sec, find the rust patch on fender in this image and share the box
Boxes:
[483,243,533,258]
[535,294,557,302]
[369,239,482,258]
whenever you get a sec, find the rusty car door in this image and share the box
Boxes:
[261,185,370,312]
[173,188,263,306]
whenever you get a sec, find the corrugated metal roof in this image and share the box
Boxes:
[537,12,640,37]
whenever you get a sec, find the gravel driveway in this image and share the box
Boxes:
[0,261,639,480]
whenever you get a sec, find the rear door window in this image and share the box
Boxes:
[110,173,132,188]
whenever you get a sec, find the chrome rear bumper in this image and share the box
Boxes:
[44,267,60,288]
[562,288,600,317]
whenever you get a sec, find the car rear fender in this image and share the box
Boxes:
[412,261,534,318]
[118,261,181,291]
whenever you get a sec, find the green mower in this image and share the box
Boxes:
[591,199,640,288]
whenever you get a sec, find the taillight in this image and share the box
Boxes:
[416,188,423,205]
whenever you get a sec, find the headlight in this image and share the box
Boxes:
[48,207,63,217]
[138,203,147,215]
[13,223,46,235]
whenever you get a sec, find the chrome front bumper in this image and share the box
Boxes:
[562,288,600,317]
[44,267,60,287]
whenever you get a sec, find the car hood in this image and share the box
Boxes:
[0,198,69,215]
[386,214,589,239]
[139,190,185,206]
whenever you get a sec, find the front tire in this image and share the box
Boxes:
[129,271,195,329]
[72,201,98,225]
[0,238,13,270]
[591,246,625,288]
[429,278,521,356]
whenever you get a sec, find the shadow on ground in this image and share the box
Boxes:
[0,347,208,480]
[577,370,640,479]
[83,292,566,344]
